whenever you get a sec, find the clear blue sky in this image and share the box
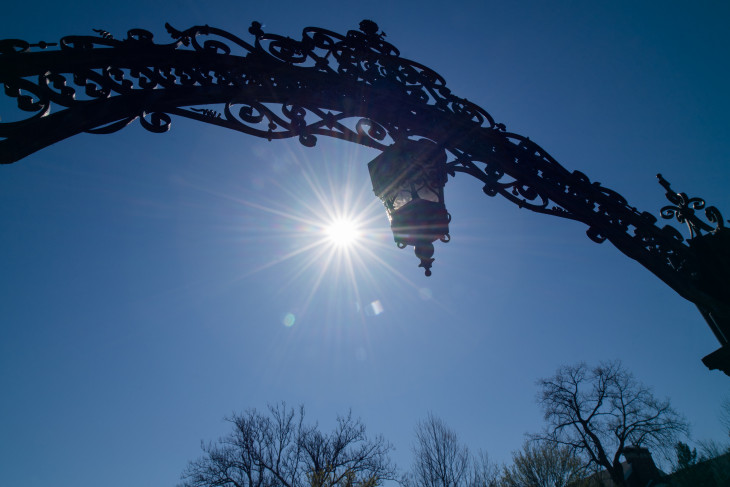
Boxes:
[1,1,729,486]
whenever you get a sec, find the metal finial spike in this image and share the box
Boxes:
[657,173,673,193]
[249,21,264,37]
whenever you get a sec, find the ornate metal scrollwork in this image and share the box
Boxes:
[1,20,728,373]
[658,173,726,238]
[0,20,498,162]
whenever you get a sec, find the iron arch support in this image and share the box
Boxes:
[1,21,728,373]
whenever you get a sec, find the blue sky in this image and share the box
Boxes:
[1,1,729,486]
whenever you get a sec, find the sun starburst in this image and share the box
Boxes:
[324,217,362,247]
[185,141,426,327]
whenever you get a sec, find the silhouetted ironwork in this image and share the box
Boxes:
[1,21,728,374]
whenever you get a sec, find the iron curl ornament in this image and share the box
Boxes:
[1,20,729,374]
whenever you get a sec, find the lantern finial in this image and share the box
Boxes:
[415,242,435,276]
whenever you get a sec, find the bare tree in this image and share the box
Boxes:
[467,450,500,487]
[500,441,584,487]
[181,403,396,487]
[404,413,470,487]
[404,414,498,487]
[533,361,688,487]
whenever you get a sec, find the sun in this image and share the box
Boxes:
[216,142,422,314]
[324,218,362,247]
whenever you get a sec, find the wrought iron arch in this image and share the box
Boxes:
[1,20,728,373]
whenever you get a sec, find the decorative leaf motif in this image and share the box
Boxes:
[190,108,222,119]
[92,29,114,40]
[657,174,722,238]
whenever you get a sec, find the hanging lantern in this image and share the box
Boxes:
[368,138,451,276]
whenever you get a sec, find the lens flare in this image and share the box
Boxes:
[283,313,296,327]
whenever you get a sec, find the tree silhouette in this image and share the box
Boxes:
[533,361,688,487]
[500,441,584,487]
[180,403,395,487]
[404,414,498,487]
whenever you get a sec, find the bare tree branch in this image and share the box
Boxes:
[531,361,688,487]
[501,441,584,487]
[404,414,473,487]
[180,403,395,487]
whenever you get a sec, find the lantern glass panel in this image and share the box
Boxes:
[368,139,447,215]
[415,182,440,203]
